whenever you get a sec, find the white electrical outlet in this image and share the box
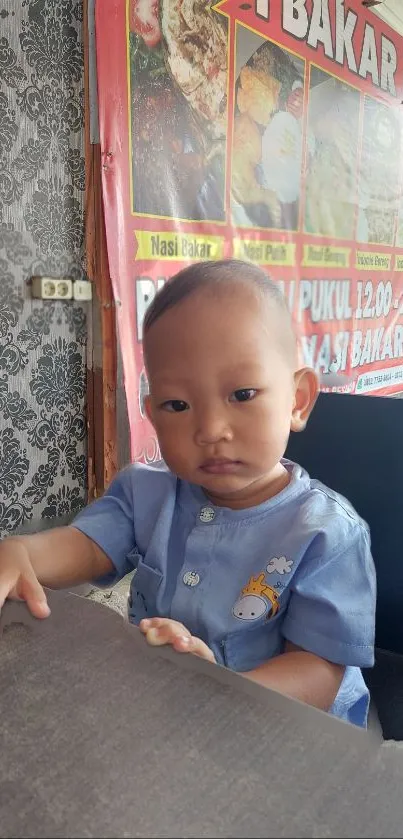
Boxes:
[31,276,73,300]
[73,280,93,301]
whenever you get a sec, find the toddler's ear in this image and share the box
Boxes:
[291,368,318,432]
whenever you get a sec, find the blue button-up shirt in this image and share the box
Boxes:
[73,459,376,727]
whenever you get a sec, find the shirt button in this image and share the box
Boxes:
[183,571,200,587]
[199,505,216,523]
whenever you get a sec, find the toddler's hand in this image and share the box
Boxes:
[0,545,50,619]
[139,617,216,663]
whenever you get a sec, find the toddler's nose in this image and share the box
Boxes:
[194,410,233,445]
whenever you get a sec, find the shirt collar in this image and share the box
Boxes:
[177,460,310,522]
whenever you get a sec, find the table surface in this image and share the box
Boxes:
[1,589,403,839]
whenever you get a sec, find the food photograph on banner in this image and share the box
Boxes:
[129,0,228,223]
[304,69,360,242]
[231,25,305,232]
[96,0,403,461]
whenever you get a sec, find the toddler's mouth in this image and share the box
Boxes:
[199,459,242,475]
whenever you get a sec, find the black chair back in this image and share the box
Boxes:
[285,393,403,655]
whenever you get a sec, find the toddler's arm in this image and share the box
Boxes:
[0,527,114,618]
[140,619,343,710]
[244,641,345,710]
[246,522,376,712]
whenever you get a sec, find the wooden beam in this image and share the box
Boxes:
[83,0,118,498]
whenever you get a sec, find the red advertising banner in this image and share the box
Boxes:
[96,0,403,462]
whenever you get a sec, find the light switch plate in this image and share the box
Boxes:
[73,279,93,301]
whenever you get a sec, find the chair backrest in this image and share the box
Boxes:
[285,393,403,654]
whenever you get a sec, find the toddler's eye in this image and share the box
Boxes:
[161,400,189,412]
[230,389,258,403]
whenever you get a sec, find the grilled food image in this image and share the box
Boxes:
[129,0,227,220]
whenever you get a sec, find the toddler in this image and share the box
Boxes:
[0,260,376,726]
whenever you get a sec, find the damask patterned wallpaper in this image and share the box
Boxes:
[0,0,88,537]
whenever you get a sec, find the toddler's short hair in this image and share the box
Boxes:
[143,259,289,334]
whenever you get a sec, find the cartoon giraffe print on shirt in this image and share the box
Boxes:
[232,557,294,621]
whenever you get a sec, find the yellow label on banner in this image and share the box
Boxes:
[302,244,350,269]
[135,231,224,261]
[233,239,295,266]
[395,255,403,271]
[356,250,392,271]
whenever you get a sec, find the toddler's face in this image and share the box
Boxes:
[145,287,316,508]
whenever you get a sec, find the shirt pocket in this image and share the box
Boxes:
[128,556,163,624]
[222,614,284,672]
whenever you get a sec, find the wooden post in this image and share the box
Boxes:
[83,0,118,499]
